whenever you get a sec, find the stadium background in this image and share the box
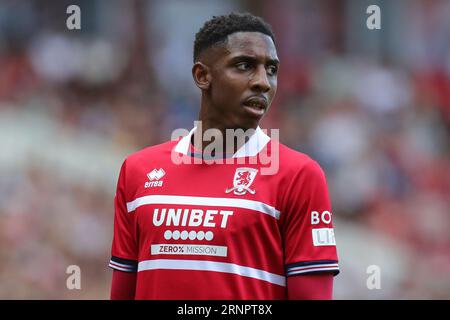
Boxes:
[0,0,449,299]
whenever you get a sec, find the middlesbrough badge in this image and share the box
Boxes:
[225,168,258,195]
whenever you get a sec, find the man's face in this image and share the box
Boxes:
[202,31,279,130]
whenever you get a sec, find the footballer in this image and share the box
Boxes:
[109,12,339,300]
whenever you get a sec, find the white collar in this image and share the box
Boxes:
[173,126,271,158]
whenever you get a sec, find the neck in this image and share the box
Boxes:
[194,102,258,155]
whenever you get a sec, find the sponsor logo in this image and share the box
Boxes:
[311,210,333,225]
[152,208,233,228]
[151,244,228,257]
[312,228,336,246]
[225,167,258,195]
[151,207,234,257]
[163,230,214,241]
[145,168,165,188]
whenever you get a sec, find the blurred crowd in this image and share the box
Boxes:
[0,0,449,299]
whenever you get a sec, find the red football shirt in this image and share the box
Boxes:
[109,127,339,299]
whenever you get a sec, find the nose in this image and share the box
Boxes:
[250,65,271,93]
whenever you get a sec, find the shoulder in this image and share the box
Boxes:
[124,140,176,165]
[276,144,331,213]
[118,140,177,178]
[116,139,177,192]
[277,142,326,178]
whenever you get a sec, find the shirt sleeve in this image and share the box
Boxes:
[281,159,339,277]
[108,160,138,273]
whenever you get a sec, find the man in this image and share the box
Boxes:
[109,12,339,300]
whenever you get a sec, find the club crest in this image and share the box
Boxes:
[225,168,258,195]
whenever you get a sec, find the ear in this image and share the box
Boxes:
[192,62,211,90]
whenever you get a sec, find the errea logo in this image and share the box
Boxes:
[145,168,165,188]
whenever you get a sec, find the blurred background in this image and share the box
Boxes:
[0,0,449,299]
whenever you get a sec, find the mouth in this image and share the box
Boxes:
[242,97,268,117]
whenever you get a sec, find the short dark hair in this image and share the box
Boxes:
[193,12,275,62]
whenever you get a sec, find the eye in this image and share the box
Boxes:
[236,62,252,71]
[267,65,278,76]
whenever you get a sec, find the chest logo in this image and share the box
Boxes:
[225,167,258,195]
[145,168,165,188]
